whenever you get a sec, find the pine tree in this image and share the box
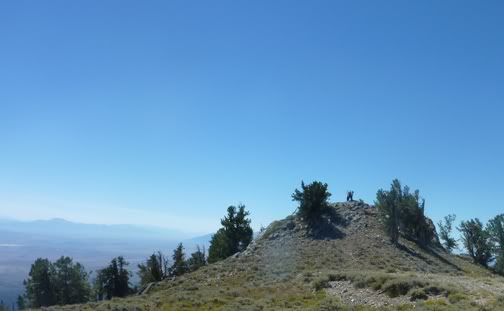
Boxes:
[24,258,56,308]
[208,205,253,263]
[376,180,401,245]
[94,257,131,300]
[23,257,90,307]
[496,252,504,276]
[52,256,91,305]
[138,252,168,286]
[17,295,26,310]
[187,245,207,272]
[376,179,433,247]
[292,181,331,226]
[459,219,493,267]
[487,214,504,275]
[438,214,457,253]
[208,229,231,263]
[221,205,253,254]
[168,243,188,277]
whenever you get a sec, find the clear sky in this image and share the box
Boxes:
[1,1,503,235]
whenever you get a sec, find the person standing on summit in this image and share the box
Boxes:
[346,191,354,202]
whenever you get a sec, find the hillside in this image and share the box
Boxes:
[47,201,504,310]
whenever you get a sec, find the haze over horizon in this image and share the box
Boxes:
[1,1,503,233]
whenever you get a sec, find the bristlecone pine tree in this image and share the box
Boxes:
[438,214,457,253]
[291,181,331,226]
[208,204,253,263]
[376,179,433,246]
[169,243,188,277]
[187,245,207,272]
[94,257,131,300]
[376,180,401,245]
[458,219,493,267]
[137,252,168,286]
[487,214,504,275]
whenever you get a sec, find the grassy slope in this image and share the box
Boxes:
[47,202,504,311]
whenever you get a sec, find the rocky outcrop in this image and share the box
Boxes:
[425,216,441,246]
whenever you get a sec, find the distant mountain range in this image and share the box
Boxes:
[0,218,207,241]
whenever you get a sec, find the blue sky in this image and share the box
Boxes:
[1,1,503,234]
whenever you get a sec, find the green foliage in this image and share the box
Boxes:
[496,252,504,276]
[24,258,55,307]
[208,204,253,263]
[487,214,504,275]
[23,257,90,308]
[487,214,504,249]
[438,214,457,253]
[187,245,207,272]
[376,181,400,245]
[376,179,433,246]
[458,219,493,267]
[137,252,168,286]
[169,243,189,277]
[220,204,253,254]
[94,256,132,300]
[292,181,331,226]
[17,295,26,310]
[312,277,330,291]
[208,228,230,263]
[52,256,91,305]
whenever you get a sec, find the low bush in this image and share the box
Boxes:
[448,292,467,304]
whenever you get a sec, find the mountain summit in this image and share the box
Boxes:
[47,201,504,310]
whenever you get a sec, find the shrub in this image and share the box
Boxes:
[448,292,467,304]
[313,277,330,291]
[382,279,426,297]
[410,289,429,301]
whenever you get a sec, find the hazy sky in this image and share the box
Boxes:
[1,1,503,234]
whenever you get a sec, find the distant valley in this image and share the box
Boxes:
[0,219,211,307]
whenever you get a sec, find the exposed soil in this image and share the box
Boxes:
[326,280,412,308]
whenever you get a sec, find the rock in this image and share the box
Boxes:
[425,217,442,246]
